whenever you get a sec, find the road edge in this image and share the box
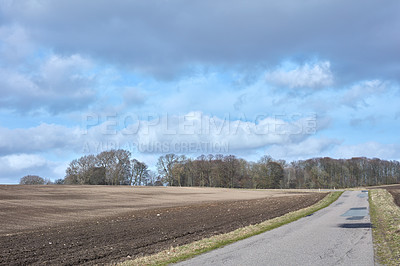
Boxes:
[120,191,343,266]
[369,189,400,265]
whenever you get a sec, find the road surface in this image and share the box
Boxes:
[176,191,376,266]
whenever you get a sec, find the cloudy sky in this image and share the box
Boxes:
[1,0,399,183]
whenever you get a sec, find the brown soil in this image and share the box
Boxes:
[0,185,313,234]
[0,186,326,265]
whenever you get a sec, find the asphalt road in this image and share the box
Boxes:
[176,191,376,266]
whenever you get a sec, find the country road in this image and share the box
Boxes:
[177,191,376,266]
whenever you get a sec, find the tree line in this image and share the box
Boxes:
[155,154,400,189]
[45,149,400,189]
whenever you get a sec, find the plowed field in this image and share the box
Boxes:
[0,185,326,265]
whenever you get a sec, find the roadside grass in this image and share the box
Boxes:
[369,189,400,265]
[121,191,342,266]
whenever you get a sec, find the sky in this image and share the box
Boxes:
[0,0,400,184]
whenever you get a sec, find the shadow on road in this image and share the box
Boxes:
[338,223,374,229]
[346,216,365,220]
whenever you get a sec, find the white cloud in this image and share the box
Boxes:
[1,0,398,82]
[40,54,93,83]
[265,137,341,160]
[266,61,333,89]
[67,111,322,155]
[341,79,388,109]
[0,153,67,183]
[0,53,97,114]
[0,112,321,182]
[0,123,82,155]
[107,112,319,154]
[0,24,34,65]
[2,154,47,170]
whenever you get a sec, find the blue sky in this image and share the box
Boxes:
[1,0,400,183]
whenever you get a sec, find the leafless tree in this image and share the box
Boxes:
[20,175,45,185]
[131,159,149,186]
[157,154,184,186]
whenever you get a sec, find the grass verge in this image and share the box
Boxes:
[369,189,400,265]
[121,191,342,266]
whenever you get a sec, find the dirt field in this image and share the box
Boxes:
[0,185,326,265]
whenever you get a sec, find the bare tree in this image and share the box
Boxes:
[112,149,132,185]
[146,170,161,186]
[65,155,97,184]
[20,175,45,185]
[97,149,131,185]
[157,154,184,186]
[131,159,149,186]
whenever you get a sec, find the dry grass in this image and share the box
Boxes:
[121,191,342,266]
[369,189,400,265]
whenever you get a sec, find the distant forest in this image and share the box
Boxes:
[54,149,400,189]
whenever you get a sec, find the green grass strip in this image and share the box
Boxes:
[121,191,342,266]
[369,189,400,265]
